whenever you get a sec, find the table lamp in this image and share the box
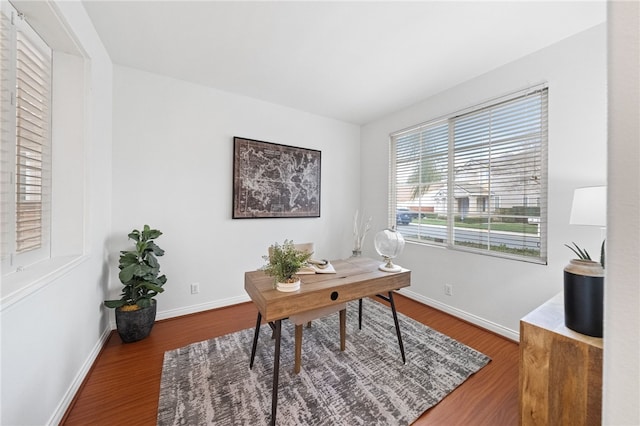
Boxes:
[565,185,606,337]
[570,186,606,228]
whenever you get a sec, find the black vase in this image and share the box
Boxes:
[563,259,604,337]
[115,300,157,343]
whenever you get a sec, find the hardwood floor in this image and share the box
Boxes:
[61,294,519,425]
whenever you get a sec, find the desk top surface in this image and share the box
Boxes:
[245,257,410,321]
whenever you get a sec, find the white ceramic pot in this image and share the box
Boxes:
[276,279,300,292]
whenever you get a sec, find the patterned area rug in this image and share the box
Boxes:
[157,298,490,425]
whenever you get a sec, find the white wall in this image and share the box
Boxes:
[360,24,607,339]
[604,1,640,424]
[110,66,361,318]
[0,1,113,425]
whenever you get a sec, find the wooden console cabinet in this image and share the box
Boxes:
[519,293,603,425]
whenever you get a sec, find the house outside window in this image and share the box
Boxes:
[390,86,548,264]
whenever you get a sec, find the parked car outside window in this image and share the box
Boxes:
[396,209,412,225]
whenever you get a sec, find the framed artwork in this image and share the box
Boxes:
[233,137,321,219]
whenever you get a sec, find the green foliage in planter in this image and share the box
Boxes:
[104,225,167,309]
[565,240,605,269]
[261,239,312,284]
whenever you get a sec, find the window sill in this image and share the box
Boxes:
[1,255,89,312]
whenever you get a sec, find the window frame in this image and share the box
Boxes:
[1,2,53,274]
[389,85,548,264]
[1,0,88,310]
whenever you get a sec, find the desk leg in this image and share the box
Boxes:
[358,298,363,330]
[294,324,302,374]
[388,291,406,364]
[271,319,282,426]
[340,308,346,351]
[250,312,262,369]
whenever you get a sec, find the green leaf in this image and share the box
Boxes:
[565,242,592,261]
[104,299,126,308]
[136,241,148,253]
[118,251,138,268]
[119,264,137,283]
[128,229,141,242]
[145,228,162,240]
[137,298,151,308]
[146,241,165,256]
[144,283,165,293]
[146,253,159,269]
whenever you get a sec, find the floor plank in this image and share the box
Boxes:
[61,294,519,425]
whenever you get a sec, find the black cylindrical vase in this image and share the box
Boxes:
[563,259,604,337]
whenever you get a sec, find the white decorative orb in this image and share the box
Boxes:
[374,229,405,272]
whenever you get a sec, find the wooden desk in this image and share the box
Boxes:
[244,256,411,425]
[519,293,603,426]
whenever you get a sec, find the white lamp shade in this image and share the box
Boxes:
[569,186,606,226]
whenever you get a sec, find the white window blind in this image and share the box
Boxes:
[1,2,52,273]
[390,87,548,263]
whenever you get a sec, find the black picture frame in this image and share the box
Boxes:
[233,137,321,219]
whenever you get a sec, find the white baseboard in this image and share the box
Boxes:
[105,295,253,329]
[397,288,520,342]
[47,325,112,425]
[155,294,252,321]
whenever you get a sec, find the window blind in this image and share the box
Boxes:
[390,87,548,263]
[0,3,51,270]
[15,27,51,253]
[0,6,14,260]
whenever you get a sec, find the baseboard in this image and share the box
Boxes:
[155,291,519,341]
[398,288,520,342]
[155,294,252,321]
[109,291,518,341]
[47,324,112,425]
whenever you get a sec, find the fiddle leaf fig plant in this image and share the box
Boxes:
[104,225,167,310]
[261,239,312,284]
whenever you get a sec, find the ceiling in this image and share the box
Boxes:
[82,1,606,125]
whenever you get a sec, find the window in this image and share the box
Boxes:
[390,86,548,263]
[1,2,52,274]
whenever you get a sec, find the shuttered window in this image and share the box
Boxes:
[390,86,548,263]
[1,2,52,273]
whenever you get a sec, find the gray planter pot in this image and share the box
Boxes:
[115,300,157,343]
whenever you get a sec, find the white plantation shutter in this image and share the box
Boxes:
[1,2,51,272]
[15,25,51,253]
[390,86,548,263]
[0,5,14,261]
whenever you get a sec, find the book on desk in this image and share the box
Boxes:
[297,259,336,274]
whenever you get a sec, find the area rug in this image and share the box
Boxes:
[157,298,490,425]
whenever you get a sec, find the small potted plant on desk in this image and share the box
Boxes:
[104,225,167,343]
[262,240,312,292]
[563,241,605,337]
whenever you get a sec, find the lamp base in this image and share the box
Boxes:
[379,263,402,273]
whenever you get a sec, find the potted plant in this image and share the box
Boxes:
[262,240,312,292]
[563,241,605,337]
[565,240,605,269]
[104,225,167,342]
